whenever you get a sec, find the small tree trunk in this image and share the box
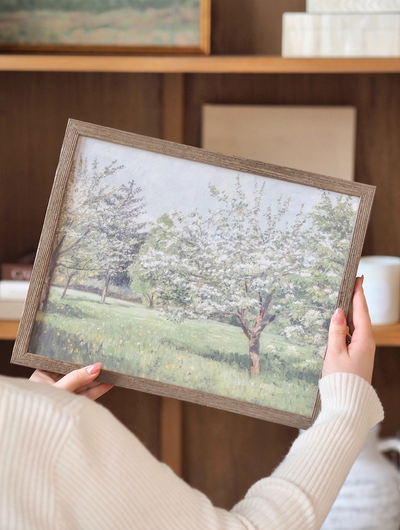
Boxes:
[248,334,261,376]
[236,299,275,376]
[100,274,111,303]
[149,294,154,309]
[38,236,66,312]
[61,271,77,299]
[38,259,57,312]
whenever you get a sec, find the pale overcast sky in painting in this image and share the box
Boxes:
[72,136,360,227]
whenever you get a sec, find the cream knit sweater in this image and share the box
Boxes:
[0,372,383,530]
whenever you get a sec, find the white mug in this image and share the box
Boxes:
[357,256,400,325]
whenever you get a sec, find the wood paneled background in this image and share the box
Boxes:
[1,0,400,510]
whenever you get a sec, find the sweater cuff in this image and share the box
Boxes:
[317,373,384,430]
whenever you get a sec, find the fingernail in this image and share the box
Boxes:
[332,308,345,325]
[361,275,364,285]
[87,362,102,375]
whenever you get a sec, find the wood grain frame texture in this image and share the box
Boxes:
[11,119,375,429]
[0,0,211,55]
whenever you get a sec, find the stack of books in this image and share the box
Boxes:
[282,0,400,57]
[0,263,32,320]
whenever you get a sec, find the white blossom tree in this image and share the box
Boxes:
[137,177,312,376]
[129,214,173,308]
[278,192,358,353]
[91,180,146,303]
[39,157,145,310]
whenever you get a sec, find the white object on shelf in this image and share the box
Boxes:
[282,13,400,57]
[202,105,356,181]
[0,300,24,320]
[307,0,400,12]
[0,280,29,301]
[357,256,400,325]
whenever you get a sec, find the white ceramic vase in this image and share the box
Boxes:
[321,425,400,530]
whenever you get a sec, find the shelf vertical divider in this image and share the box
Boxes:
[160,73,185,477]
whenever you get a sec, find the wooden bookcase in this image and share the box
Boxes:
[1,0,400,510]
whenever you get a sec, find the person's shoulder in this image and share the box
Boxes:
[0,374,94,416]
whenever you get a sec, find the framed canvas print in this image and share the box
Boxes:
[0,0,210,54]
[202,105,356,181]
[11,119,375,429]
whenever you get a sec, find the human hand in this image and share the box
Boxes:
[30,362,113,400]
[322,276,375,383]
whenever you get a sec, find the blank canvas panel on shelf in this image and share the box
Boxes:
[202,105,356,181]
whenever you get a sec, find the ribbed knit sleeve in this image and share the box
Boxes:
[0,377,82,530]
[55,396,247,530]
[231,373,384,530]
[0,372,384,530]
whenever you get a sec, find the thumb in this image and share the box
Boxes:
[327,308,348,356]
[54,363,102,393]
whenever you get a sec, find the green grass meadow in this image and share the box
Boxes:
[30,287,323,416]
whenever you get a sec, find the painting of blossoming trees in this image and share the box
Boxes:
[17,121,373,426]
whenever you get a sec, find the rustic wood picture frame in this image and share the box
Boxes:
[0,0,211,55]
[11,119,375,429]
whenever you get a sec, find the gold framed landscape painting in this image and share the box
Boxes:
[12,120,374,429]
[0,0,211,54]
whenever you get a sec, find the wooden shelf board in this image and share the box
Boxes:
[372,322,400,347]
[1,320,400,346]
[0,321,19,340]
[2,55,400,74]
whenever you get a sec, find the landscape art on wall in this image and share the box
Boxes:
[12,120,375,428]
[0,0,210,54]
